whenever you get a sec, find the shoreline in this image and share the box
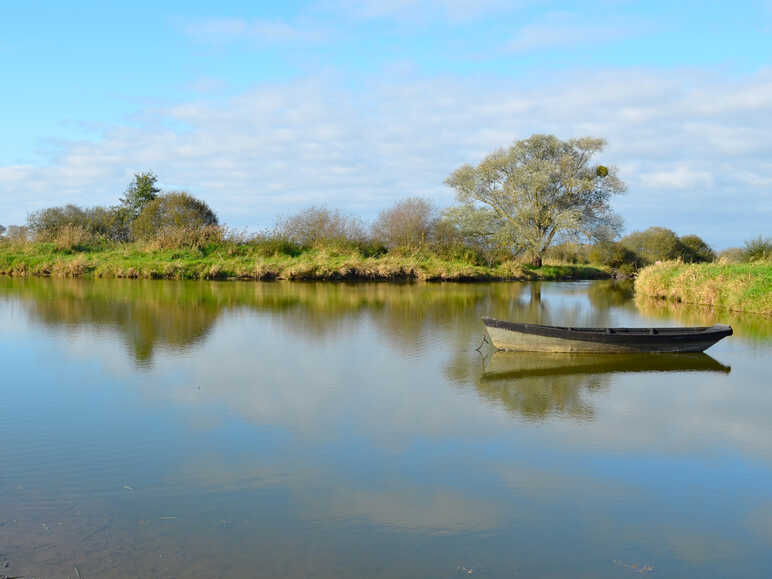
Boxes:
[634,261,772,316]
[0,246,609,282]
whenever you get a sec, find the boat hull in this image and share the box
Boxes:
[482,318,732,353]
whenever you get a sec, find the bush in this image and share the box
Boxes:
[28,204,129,242]
[544,242,590,264]
[621,227,684,264]
[143,225,223,251]
[5,225,31,245]
[432,211,507,266]
[247,232,303,257]
[718,247,745,264]
[743,236,772,262]
[679,234,715,263]
[52,224,96,251]
[588,241,643,274]
[132,192,218,241]
[372,197,436,250]
[0,224,5,237]
[277,207,366,249]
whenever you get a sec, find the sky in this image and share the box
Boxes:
[0,0,770,249]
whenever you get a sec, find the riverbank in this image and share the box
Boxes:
[635,261,772,316]
[0,244,608,282]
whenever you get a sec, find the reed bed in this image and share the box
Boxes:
[634,261,772,316]
[0,242,608,282]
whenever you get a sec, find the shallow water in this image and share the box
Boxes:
[0,278,771,578]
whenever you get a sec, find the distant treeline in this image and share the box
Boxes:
[1,168,770,275]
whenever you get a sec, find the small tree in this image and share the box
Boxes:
[620,227,684,264]
[679,234,715,263]
[445,134,625,267]
[0,224,5,237]
[372,197,436,250]
[120,172,161,220]
[131,192,218,240]
[743,236,772,262]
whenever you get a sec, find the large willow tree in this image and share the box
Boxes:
[445,134,626,267]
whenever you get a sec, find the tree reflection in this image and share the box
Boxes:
[447,350,730,421]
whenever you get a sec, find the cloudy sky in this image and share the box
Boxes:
[1,0,770,248]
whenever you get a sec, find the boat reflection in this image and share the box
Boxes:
[453,350,731,421]
[483,351,731,380]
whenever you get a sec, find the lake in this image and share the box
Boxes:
[1,278,771,578]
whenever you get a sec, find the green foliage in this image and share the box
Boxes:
[372,197,436,250]
[437,206,513,266]
[588,241,643,276]
[131,192,218,241]
[27,204,130,243]
[120,172,161,220]
[247,232,304,257]
[743,236,772,262]
[635,261,772,315]
[679,234,715,263]
[620,227,683,264]
[0,224,5,237]
[718,247,745,263]
[445,134,626,266]
[544,242,590,264]
[621,228,715,265]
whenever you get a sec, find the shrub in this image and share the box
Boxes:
[247,231,303,257]
[432,211,507,266]
[52,224,96,251]
[620,227,683,264]
[132,192,218,241]
[27,204,130,242]
[0,224,5,237]
[544,242,590,264]
[5,225,31,245]
[743,236,772,262]
[143,225,223,251]
[277,207,366,248]
[679,234,715,263]
[718,247,745,264]
[372,197,436,250]
[589,241,643,274]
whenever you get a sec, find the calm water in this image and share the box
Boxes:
[1,278,771,578]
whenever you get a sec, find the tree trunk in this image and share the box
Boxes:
[530,254,542,268]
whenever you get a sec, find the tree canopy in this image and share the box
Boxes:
[131,192,218,240]
[120,172,161,220]
[372,197,436,250]
[445,134,625,266]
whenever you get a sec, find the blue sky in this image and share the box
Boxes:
[1,0,771,248]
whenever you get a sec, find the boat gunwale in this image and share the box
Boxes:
[481,317,733,344]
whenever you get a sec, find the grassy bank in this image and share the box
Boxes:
[0,243,608,282]
[635,261,772,316]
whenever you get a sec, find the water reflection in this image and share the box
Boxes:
[635,293,772,340]
[1,277,772,578]
[0,278,643,366]
[447,351,730,421]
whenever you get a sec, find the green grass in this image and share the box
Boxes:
[635,261,772,316]
[0,242,608,282]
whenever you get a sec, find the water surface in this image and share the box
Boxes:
[1,278,771,577]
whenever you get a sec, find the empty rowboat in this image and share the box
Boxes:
[482,318,732,353]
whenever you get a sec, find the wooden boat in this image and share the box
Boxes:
[482,318,732,353]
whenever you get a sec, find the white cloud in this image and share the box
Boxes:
[508,11,637,53]
[184,18,327,45]
[1,69,771,247]
[319,0,521,21]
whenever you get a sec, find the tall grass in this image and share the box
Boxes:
[635,261,772,316]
